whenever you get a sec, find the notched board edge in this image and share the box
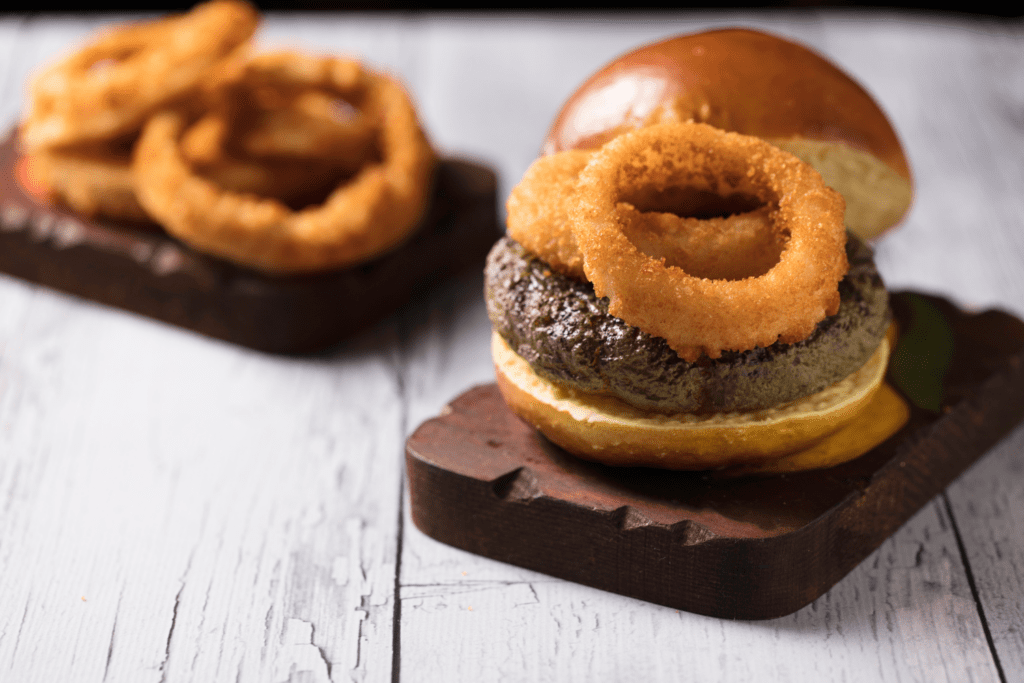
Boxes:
[490,467,541,502]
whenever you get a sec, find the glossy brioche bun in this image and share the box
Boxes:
[543,28,912,241]
[492,332,890,471]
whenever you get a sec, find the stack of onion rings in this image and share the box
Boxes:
[179,56,379,177]
[17,2,437,275]
[132,52,436,274]
[175,54,382,208]
[507,121,848,361]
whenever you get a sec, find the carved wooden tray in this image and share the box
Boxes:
[0,135,498,353]
[406,293,1024,619]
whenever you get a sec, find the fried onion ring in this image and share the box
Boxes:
[23,139,149,221]
[132,52,436,274]
[235,54,379,171]
[617,204,783,282]
[179,60,379,177]
[507,148,781,283]
[194,155,356,208]
[237,89,378,166]
[506,149,592,280]
[21,0,258,151]
[572,122,847,361]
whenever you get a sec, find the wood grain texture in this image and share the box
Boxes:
[947,424,1024,678]
[399,501,999,683]
[0,300,407,681]
[0,9,1021,683]
[854,18,1024,677]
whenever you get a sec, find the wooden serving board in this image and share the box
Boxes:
[0,135,499,353]
[406,293,1024,619]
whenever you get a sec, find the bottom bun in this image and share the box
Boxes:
[492,331,900,471]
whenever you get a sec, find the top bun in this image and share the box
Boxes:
[543,28,912,240]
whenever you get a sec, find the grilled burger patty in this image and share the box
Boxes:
[485,235,890,414]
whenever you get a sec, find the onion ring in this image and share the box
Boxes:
[179,64,378,177]
[21,0,258,151]
[234,54,379,171]
[23,139,149,221]
[508,148,781,283]
[616,203,783,282]
[194,155,354,208]
[132,52,436,274]
[237,89,378,166]
[505,149,592,280]
[22,130,345,222]
[571,122,847,361]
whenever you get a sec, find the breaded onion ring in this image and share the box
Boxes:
[192,156,354,209]
[236,88,378,167]
[617,204,783,282]
[506,149,592,280]
[572,122,847,361]
[179,62,378,178]
[132,52,435,274]
[508,148,781,284]
[23,139,149,221]
[21,0,258,151]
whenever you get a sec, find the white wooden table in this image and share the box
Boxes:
[1,10,1022,682]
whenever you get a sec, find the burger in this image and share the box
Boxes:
[484,29,913,474]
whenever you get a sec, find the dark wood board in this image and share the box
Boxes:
[0,135,499,354]
[406,293,1024,620]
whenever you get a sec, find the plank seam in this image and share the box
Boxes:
[392,473,405,683]
[942,491,1007,683]
[158,583,185,683]
[392,331,409,683]
[102,586,123,683]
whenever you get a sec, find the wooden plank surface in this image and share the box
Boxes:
[0,9,1021,683]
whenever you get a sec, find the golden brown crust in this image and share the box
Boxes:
[544,28,909,179]
[572,123,848,361]
[505,149,592,279]
[21,0,258,151]
[132,53,436,274]
[492,332,890,471]
[24,144,149,221]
